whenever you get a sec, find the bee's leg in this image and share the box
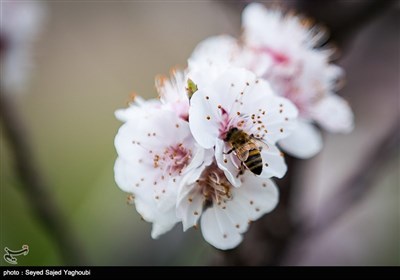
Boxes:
[224,148,234,155]
[236,162,245,178]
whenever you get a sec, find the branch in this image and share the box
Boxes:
[282,119,400,264]
[211,0,397,265]
[290,0,397,49]
[0,92,87,265]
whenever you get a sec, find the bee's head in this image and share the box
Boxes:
[225,127,239,141]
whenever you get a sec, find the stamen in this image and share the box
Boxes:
[197,164,233,207]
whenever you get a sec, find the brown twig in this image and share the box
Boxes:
[281,119,400,264]
[0,92,87,265]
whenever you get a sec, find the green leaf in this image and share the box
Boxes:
[186,79,198,100]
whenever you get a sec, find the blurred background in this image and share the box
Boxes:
[0,1,398,266]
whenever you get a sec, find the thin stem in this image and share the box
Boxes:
[0,92,87,265]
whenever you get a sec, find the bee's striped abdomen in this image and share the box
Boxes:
[245,149,263,175]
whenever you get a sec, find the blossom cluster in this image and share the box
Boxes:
[114,3,353,250]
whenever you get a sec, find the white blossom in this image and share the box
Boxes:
[189,68,298,185]
[241,3,354,158]
[113,3,357,249]
[188,3,354,159]
[115,67,293,249]
[176,162,278,250]
[114,102,211,238]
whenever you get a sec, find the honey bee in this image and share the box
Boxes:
[224,127,268,176]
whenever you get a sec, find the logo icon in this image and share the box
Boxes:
[3,245,29,265]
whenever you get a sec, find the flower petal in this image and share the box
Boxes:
[156,70,187,104]
[259,144,287,179]
[200,176,278,250]
[153,177,179,211]
[114,122,148,164]
[242,3,270,43]
[278,120,322,159]
[259,96,298,143]
[151,219,177,239]
[201,206,243,250]
[134,195,179,239]
[114,157,159,197]
[176,183,205,231]
[232,176,279,221]
[114,157,137,193]
[184,146,213,174]
[245,96,297,144]
[115,159,179,238]
[142,110,192,146]
[311,94,354,133]
[114,156,160,196]
[188,88,222,149]
[153,147,210,212]
[175,150,214,231]
[115,98,161,122]
[238,80,298,144]
[190,35,238,67]
[215,139,241,187]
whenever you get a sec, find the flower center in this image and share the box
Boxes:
[218,108,249,139]
[218,106,267,141]
[256,46,290,65]
[172,101,189,121]
[153,144,192,176]
[259,53,312,117]
[197,164,232,206]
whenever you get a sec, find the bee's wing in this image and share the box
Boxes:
[235,146,250,161]
[251,138,269,152]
